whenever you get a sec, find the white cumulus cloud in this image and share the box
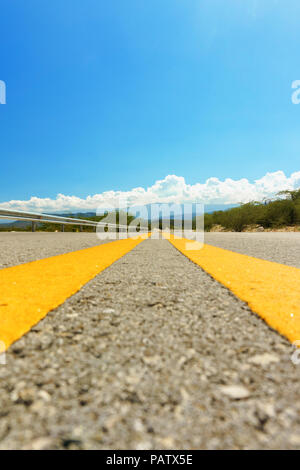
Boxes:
[0,170,300,213]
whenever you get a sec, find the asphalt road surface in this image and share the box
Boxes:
[0,232,110,268]
[0,233,300,449]
[205,232,300,268]
[1,231,300,268]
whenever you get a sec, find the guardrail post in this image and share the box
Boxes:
[32,222,36,232]
[61,224,65,232]
[80,225,83,232]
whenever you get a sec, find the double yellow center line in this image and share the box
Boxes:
[1,234,300,351]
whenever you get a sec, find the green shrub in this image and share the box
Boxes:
[199,189,300,231]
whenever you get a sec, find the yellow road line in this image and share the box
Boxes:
[166,235,300,345]
[0,237,145,350]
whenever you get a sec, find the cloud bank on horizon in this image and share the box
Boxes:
[1,171,300,213]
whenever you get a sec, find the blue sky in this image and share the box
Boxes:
[1,0,300,209]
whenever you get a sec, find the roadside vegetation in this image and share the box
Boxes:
[201,189,300,232]
[37,211,138,232]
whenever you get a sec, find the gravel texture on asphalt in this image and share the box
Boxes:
[0,232,110,268]
[204,232,300,268]
[1,232,299,270]
[0,238,299,450]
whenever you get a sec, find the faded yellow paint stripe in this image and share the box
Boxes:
[0,237,145,350]
[166,235,300,344]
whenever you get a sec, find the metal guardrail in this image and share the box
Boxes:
[0,208,147,232]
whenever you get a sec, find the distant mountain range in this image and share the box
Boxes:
[0,220,31,228]
[126,203,238,220]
